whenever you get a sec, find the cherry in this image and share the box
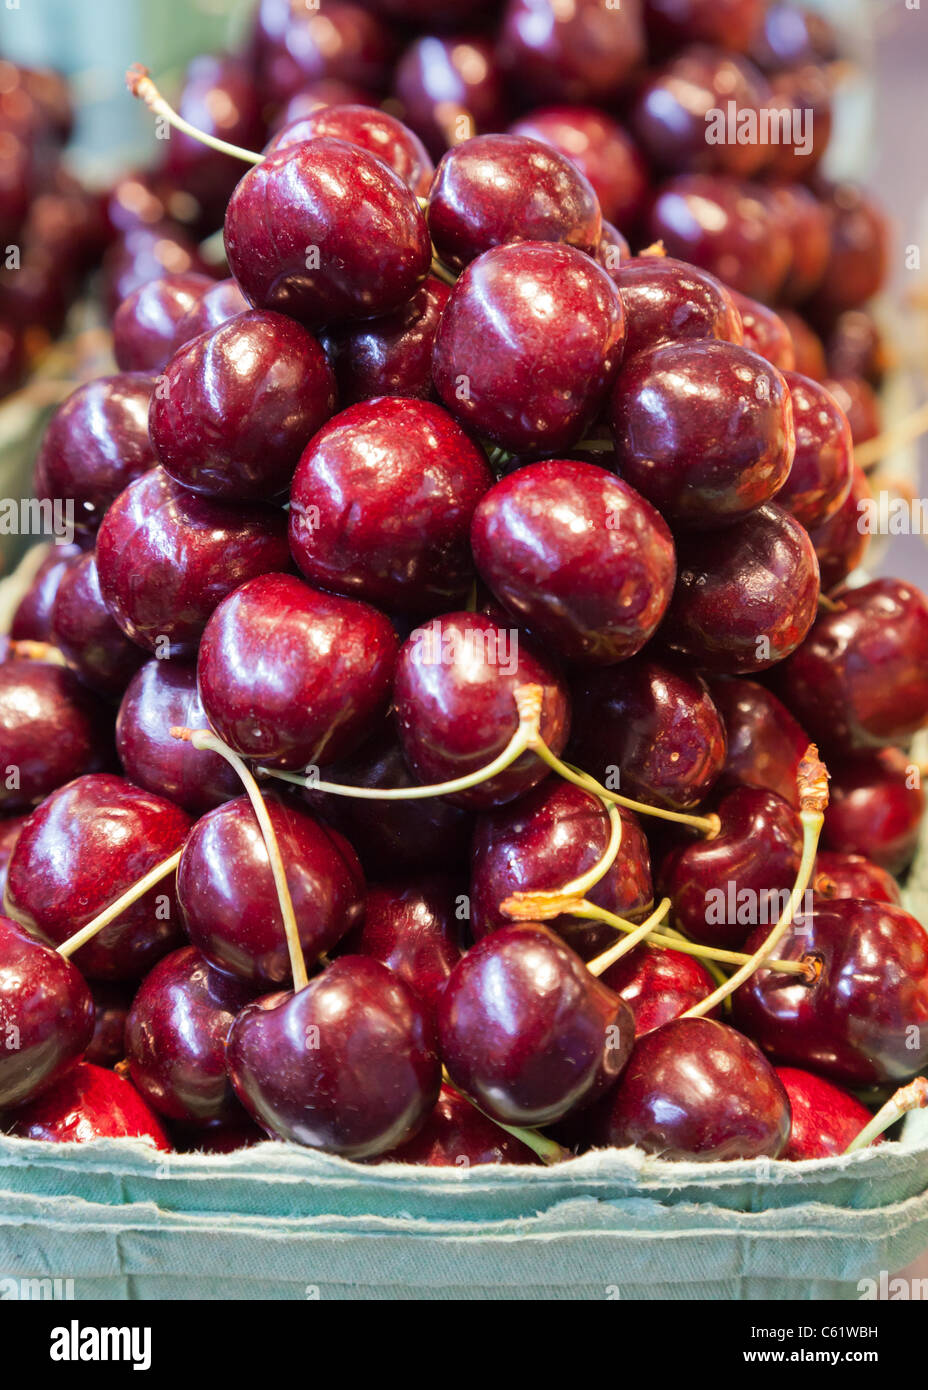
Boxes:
[251,0,395,109]
[321,274,450,405]
[730,291,794,371]
[171,1118,264,1153]
[813,852,902,908]
[778,579,928,755]
[644,0,765,53]
[116,659,239,815]
[438,922,635,1126]
[149,310,336,502]
[497,0,645,106]
[198,572,398,769]
[34,373,157,536]
[95,468,290,658]
[0,915,94,1109]
[0,816,26,902]
[569,658,727,812]
[610,255,743,361]
[708,676,808,809]
[5,1062,171,1149]
[611,339,795,529]
[822,374,881,450]
[750,2,836,71]
[380,1084,540,1166]
[393,611,569,809]
[763,64,832,179]
[289,397,493,614]
[820,750,924,877]
[660,502,820,674]
[509,106,648,231]
[0,660,112,813]
[472,460,675,665]
[825,309,887,386]
[172,276,249,343]
[111,271,213,373]
[5,773,191,981]
[344,876,463,1024]
[266,104,433,196]
[780,309,826,381]
[393,34,506,160]
[659,787,803,951]
[227,957,440,1156]
[806,182,890,322]
[774,1067,878,1161]
[224,138,431,330]
[161,55,265,224]
[103,221,216,317]
[126,945,254,1126]
[732,899,928,1086]
[50,552,146,698]
[470,780,652,961]
[9,545,80,643]
[599,944,716,1037]
[177,794,364,989]
[595,221,632,279]
[808,464,871,592]
[773,372,853,530]
[428,133,601,273]
[590,1016,791,1160]
[764,183,830,305]
[86,980,133,1068]
[433,241,625,454]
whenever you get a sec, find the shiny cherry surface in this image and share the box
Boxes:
[498,0,646,106]
[266,103,433,196]
[775,1066,876,1161]
[173,277,249,343]
[600,944,716,1037]
[820,750,925,877]
[813,852,902,908]
[807,182,890,321]
[611,255,743,361]
[322,274,449,406]
[344,876,462,1024]
[709,676,808,809]
[509,106,648,230]
[0,659,112,813]
[112,272,213,373]
[6,1062,171,1148]
[775,372,853,530]
[808,464,871,592]
[86,980,133,1068]
[393,34,506,159]
[50,551,146,697]
[730,291,794,370]
[9,546,79,642]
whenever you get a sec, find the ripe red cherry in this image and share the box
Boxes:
[778,579,928,754]
[34,373,156,535]
[780,309,826,380]
[438,922,635,1127]
[198,572,398,769]
[813,852,902,908]
[0,816,26,902]
[5,1062,171,1148]
[823,374,881,449]
[224,138,431,330]
[774,1067,877,1161]
[5,773,191,981]
[161,55,265,223]
[599,944,716,1037]
[149,310,336,501]
[86,980,133,1068]
[730,291,794,370]
[392,34,506,159]
[177,794,364,989]
[9,546,79,643]
[764,65,832,179]
[0,915,94,1108]
[50,552,146,697]
[569,658,726,811]
[509,106,648,230]
[289,397,493,614]
[807,182,890,321]
[611,340,794,529]
[610,255,743,361]
[96,468,290,658]
[380,1084,540,1166]
[774,372,853,530]
[112,272,214,372]
[393,611,570,810]
[733,900,928,1086]
[820,750,924,877]
[763,183,830,305]
[659,787,802,950]
[116,660,240,815]
[432,240,626,455]
[344,876,463,1024]
[472,460,675,666]
[251,0,395,107]
[498,0,645,106]
[660,502,819,674]
[644,0,765,53]
[750,2,836,71]
[808,464,871,592]
[427,133,601,273]
[0,660,112,813]
[266,103,433,196]
[708,676,808,809]
[102,221,216,318]
[825,309,887,386]
[321,275,450,405]
[227,958,440,1156]
[173,277,249,343]
[125,945,254,1126]
[470,780,652,961]
[590,1016,791,1160]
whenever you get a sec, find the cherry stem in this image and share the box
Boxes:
[586,898,673,976]
[853,399,928,471]
[500,801,624,921]
[172,727,309,991]
[843,1077,928,1153]
[440,1073,567,1165]
[56,851,183,959]
[8,640,66,666]
[126,65,264,166]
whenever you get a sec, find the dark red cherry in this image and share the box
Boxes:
[321,274,450,405]
[660,502,819,674]
[344,877,463,1024]
[9,545,80,642]
[289,397,492,614]
[822,374,881,450]
[173,276,249,344]
[569,657,727,811]
[0,660,112,813]
[252,0,395,107]
[644,0,765,53]
[177,794,364,989]
[472,460,675,665]
[227,957,440,1157]
[34,373,156,535]
[763,64,832,179]
[750,2,836,71]
[778,579,928,755]
[0,915,94,1108]
[427,133,601,273]
[102,221,216,318]
[112,272,214,373]
[393,34,507,160]
[764,182,830,305]
[50,552,146,697]
[611,255,743,361]
[380,1084,540,1166]
[115,659,239,815]
[438,922,635,1127]
[5,1062,171,1148]
[149,310,336,501]
[497,0,645,106]
[470,780,652,962]
[733,899,928,1086]
[161,55,265,223]
[393,611,570,810]
[820,750,924,877]
[807,183,890,321]
[774,372,853,530]
[126,945,254,1126]
[432,240,626,455]
[0,815,26,902]
[780,309,826,380]
[813,852,902,908]
[730,291,794,370]
[599,944,716,1037]
[708,676,808,809]
[825,309,888,387]
[95,468,290,658]
[659,787,802,951]
[775,1067,876,1161]
[198,572,398,769]
[590,1017,791,1160]
[4,773,191,981]
[612,339,794,529]
[170,1117,264,1153]
[224,138,431,330]
[509,106,648,231]
[266,103,433,196]
[86,980,133,1068]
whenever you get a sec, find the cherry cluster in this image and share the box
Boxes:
[0,0,926,1168]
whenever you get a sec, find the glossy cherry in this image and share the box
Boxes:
[102,221,215,318]
[344,876,463,1024]
[251,0,395,108]
[0,816,26,902]
[112,271,213,373]
[820,750,925,877]
[774,372,853,530]
[813,852,902,908]
[599,944,716,1037]
[611,255,742,361]
[497,0,645,106]
[86,980,133,1069]
[825,309,887,386]
[266,103,433,196]
[173,276,249,343]
[822,374,881,450]
[807,182,890,322]
[808,464,872,592]
[392,34,506,159]
[763,183,830,306]
[0,660,112,813]
[730,291,794,371]
[321,274,450,405]
[775,1067,877,1161]
[380,1084,540,1166]
[780,309,826,381]
[708,676,809,809]
[50,552,146,698]
[509,106,648,231]
[644,0,765,53]
[5,1062,171,1148]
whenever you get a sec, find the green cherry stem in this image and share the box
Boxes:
[843,1078,928,1154]
[440,1073,567,1166]
[127,65,263,166]
[56,851,183,959]
[500,800,624,921]
[585,898,674,976]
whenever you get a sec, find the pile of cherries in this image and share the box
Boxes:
[1,0,927,1170]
